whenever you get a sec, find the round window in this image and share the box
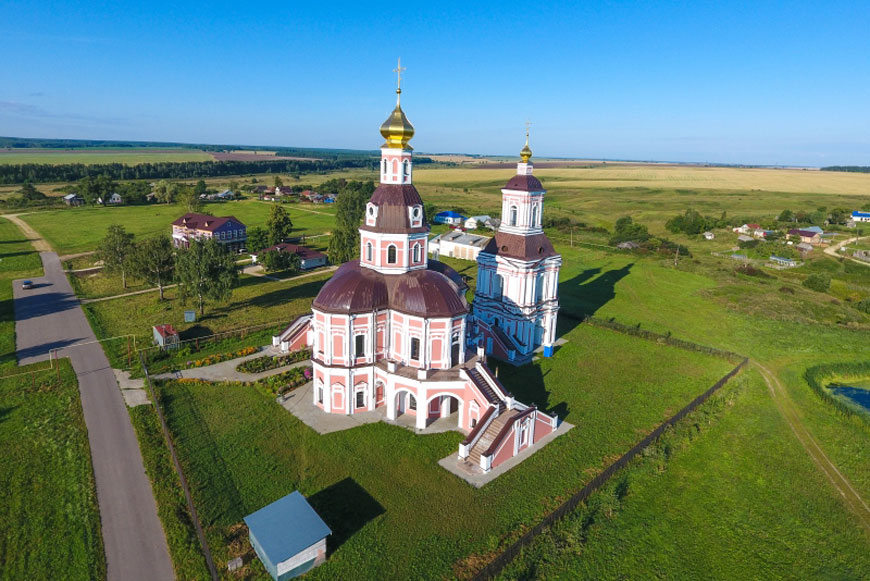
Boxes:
[413,207,421,219]
[368,206,374,216]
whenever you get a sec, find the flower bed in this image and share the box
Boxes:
[236,348,311,374]
[256,366,312,396]
[182,346,259,370]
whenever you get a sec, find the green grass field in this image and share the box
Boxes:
[0,360,104,579]
[0,148,214,165]
[152,324,732,579]
[33,163,870,576]
[0,217,44,371]
[20,199,335,255]
[499,369,870,579]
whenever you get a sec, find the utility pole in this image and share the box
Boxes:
[674,245,680,267]
[571,227,574,247]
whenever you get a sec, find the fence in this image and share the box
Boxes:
[470,357,748,580]
[137,321,284,373]
[582,315,743,362]
[140,352,219,581]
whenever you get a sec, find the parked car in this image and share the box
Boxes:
[21,280,33,289]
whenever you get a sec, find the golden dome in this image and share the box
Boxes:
[520,133,533,163]
[380,89,415,150]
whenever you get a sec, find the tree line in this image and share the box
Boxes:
[821,166,870,173]
[0,158,371,185]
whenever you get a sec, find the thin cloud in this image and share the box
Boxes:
[0,100,127,125]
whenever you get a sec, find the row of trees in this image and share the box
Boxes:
[609,216,690,256]
[0,158,371,185]
[96,226,237,315]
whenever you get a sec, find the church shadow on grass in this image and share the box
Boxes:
[556,263,633,337]
[482,264,635,424]
[307,478,385,554]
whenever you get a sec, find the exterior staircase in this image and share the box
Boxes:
[466,366,502,404]
[466,409,517,467]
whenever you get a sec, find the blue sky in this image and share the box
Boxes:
[2,1,869,165]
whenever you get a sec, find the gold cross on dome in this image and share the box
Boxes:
[394,58,406,92]
[525,119,532,139]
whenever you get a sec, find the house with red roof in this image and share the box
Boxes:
[251,243,328,270]
[171,212,247,252]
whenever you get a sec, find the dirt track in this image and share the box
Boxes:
[4,213,52,252]
[754,362,870,534]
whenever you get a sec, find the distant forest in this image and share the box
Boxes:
[821,166,870,173]
[0,159,378,184]
[0,135,378,159]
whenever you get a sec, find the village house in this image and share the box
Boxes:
[63,193,85,206]
[703,231,715,240]
[796,242,814,254]
[433,210,466,226]
[788,228,822,246]
[107,193,123,205]
[171,212,247,252]
[852,210,870,223]
[251,243,328,270]
[464,215,492,230]
[733,223,760,235]
[429,231,491,261]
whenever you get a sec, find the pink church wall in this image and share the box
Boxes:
[492,426,516,468]
[533,414,554,443]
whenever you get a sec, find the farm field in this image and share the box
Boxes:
[151,324,734,579]
[0,217,44,371]
[20,199,336,255]
[0,148,214,165]
[0,359,104,580]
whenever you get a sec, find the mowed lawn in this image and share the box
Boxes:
[20,199,336,255]
[155,324,733,579]
[499,369,870,579]
[0,217,44,371]
[0,360,104,579]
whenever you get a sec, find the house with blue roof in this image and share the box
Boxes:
[852,210,870,223]
[244,491,332,580]
[432,210,467,225]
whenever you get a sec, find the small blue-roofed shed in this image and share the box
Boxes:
[244,491,332,581]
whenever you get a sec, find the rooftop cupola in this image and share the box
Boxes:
[379,59,415,150]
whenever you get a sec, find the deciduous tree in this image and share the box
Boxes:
[130,235,175,300]
[96,224,135,288]
[261,248,301,274]
[246,226,269,253]
[266,205,293,245]
[175,238,238,316]
[178,186,202,213]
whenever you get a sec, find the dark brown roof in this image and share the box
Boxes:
[390,269,468,317]
[260,243,326,260]
[171,212,244,232]
[427,259,468,291]
[312,260,467,318]
[359,184,429,234]
[482,232,559,261]
[503,174,544,192]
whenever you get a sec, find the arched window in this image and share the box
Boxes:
[366,242,373,261]
[535,272,545,302]
[382,159,387,174]
[387,244,397,264]
[493,273,504,298]
[392,159,399,175]
[531,204,538,228]
[413,243,420,263]
[510,206,518,227]
[403,160,410,178]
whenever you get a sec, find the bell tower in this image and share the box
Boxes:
[358,60,429,275]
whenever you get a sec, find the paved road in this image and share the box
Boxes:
[14,252,174,581]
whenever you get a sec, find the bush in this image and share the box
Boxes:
[236,349,311,373]
[803,273,831,293]
[857,298,870,314]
